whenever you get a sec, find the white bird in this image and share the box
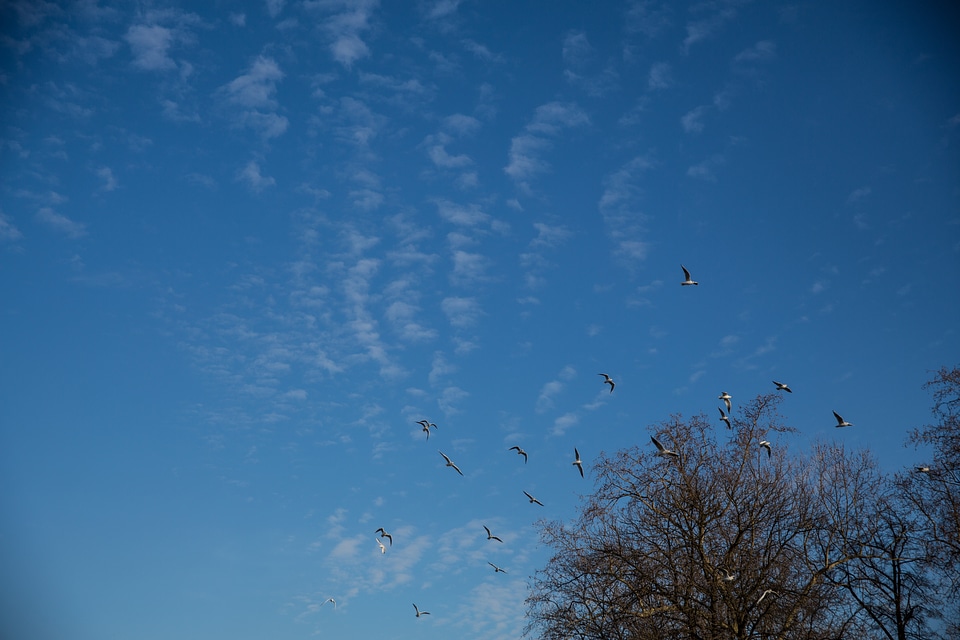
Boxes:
[438,450,464,476]
[483,525,503,543]
[418,420,437,440]
[413,603,430,618]
[321,597,336,608]
[718,407,731,429]
[720,569,736,583]
[833,411,853,428]
[759,440,772,457]
[681,264,698,286]
[375,527,393,546]
[651,435,679,459]
[598,373,615,393]
[509,445,528,463]
[757,589,778,604]
[773,381,792,393]
[524,490,544,506]
[376,538,386,554]
[573,448,584,478]
[488,561,507,573]
[718,392,732,413]
[916,465,931,473]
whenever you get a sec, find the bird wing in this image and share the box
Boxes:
[682,265,691,279]
[651,435,666,452]
[833,411,843,424]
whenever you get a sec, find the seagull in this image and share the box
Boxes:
[598,373,615,393]
[718,407,731,429]
[483,525,503,543]
[375,527,393,546]
[376,538,386,554]
[488,561,507,573]
[413,603,430,618]
[321,597,336,608]
[651,435,680,459]
[419,421,437,440]
[508,445,528,463]
[759,440,772,457]
[438,450,464,476]
[773,381,792,393]
[718,392,732,412]
[681,264,698,286]
[524,490,544,506]
[573,448,584,478]
[833,411,853,428]
[757,589,778,604]
[916,465,931,473]
[720,569,736,583]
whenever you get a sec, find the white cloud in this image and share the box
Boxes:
[36,207,86,238]
[219,56,288,139]
[441,296,482,328]
[648,61,673,90]
[0,211,23,241]
[681,105,709,133]
[734,40,776,63]
[125,24,176,71]
[237,160,276,191]
[504,102,589,190]
[96,166,118,192]
[552,412,579,436]
[309,0,379,69]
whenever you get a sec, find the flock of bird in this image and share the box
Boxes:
[325,266,875,622]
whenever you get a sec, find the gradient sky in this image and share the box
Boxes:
[1,1,958,639]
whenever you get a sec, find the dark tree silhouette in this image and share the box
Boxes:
[525,394,888,640]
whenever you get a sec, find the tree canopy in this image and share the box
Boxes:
[526,367,960,640]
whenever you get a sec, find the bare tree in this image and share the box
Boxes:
[526,394,886,640]
[899,366,960,637]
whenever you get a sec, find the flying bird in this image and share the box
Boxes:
[438,450,464,476]
[718,407,731,429]
[573,448,584,478]
[321,597,336,608]
[773,381,792,393]
[483,525,503,543]
[413,603,430,618]
[651,435,680,459]
[916,465,931,473]
[375,528,393,546]
[833,411,853,428]
[757,589,778,604]
[419,420,437,440]
[524,490,544,506]
[376,538,386,554]
[488,561,507,573]
[759,440,772,457]
[598,373,615,393]
[718,392,732,412]
[681,264,698,286]
[508,445,528,463]
[720,569,736,583]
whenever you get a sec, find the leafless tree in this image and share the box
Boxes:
[898,366,960,637]
[525,394,888,640]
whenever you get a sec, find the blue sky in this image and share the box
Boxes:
[1,1,958,638]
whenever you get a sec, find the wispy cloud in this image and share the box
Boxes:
[125,24,177,71]
[218,56,288,139]
[598,155,655,266]
[307,0,379,69]
[441,296,482,328]
[0,211,23,242]
[36,207,86,238]
[237,160,276,191]
[504,102,590,192]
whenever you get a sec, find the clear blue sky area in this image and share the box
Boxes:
[1,1,958,638]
